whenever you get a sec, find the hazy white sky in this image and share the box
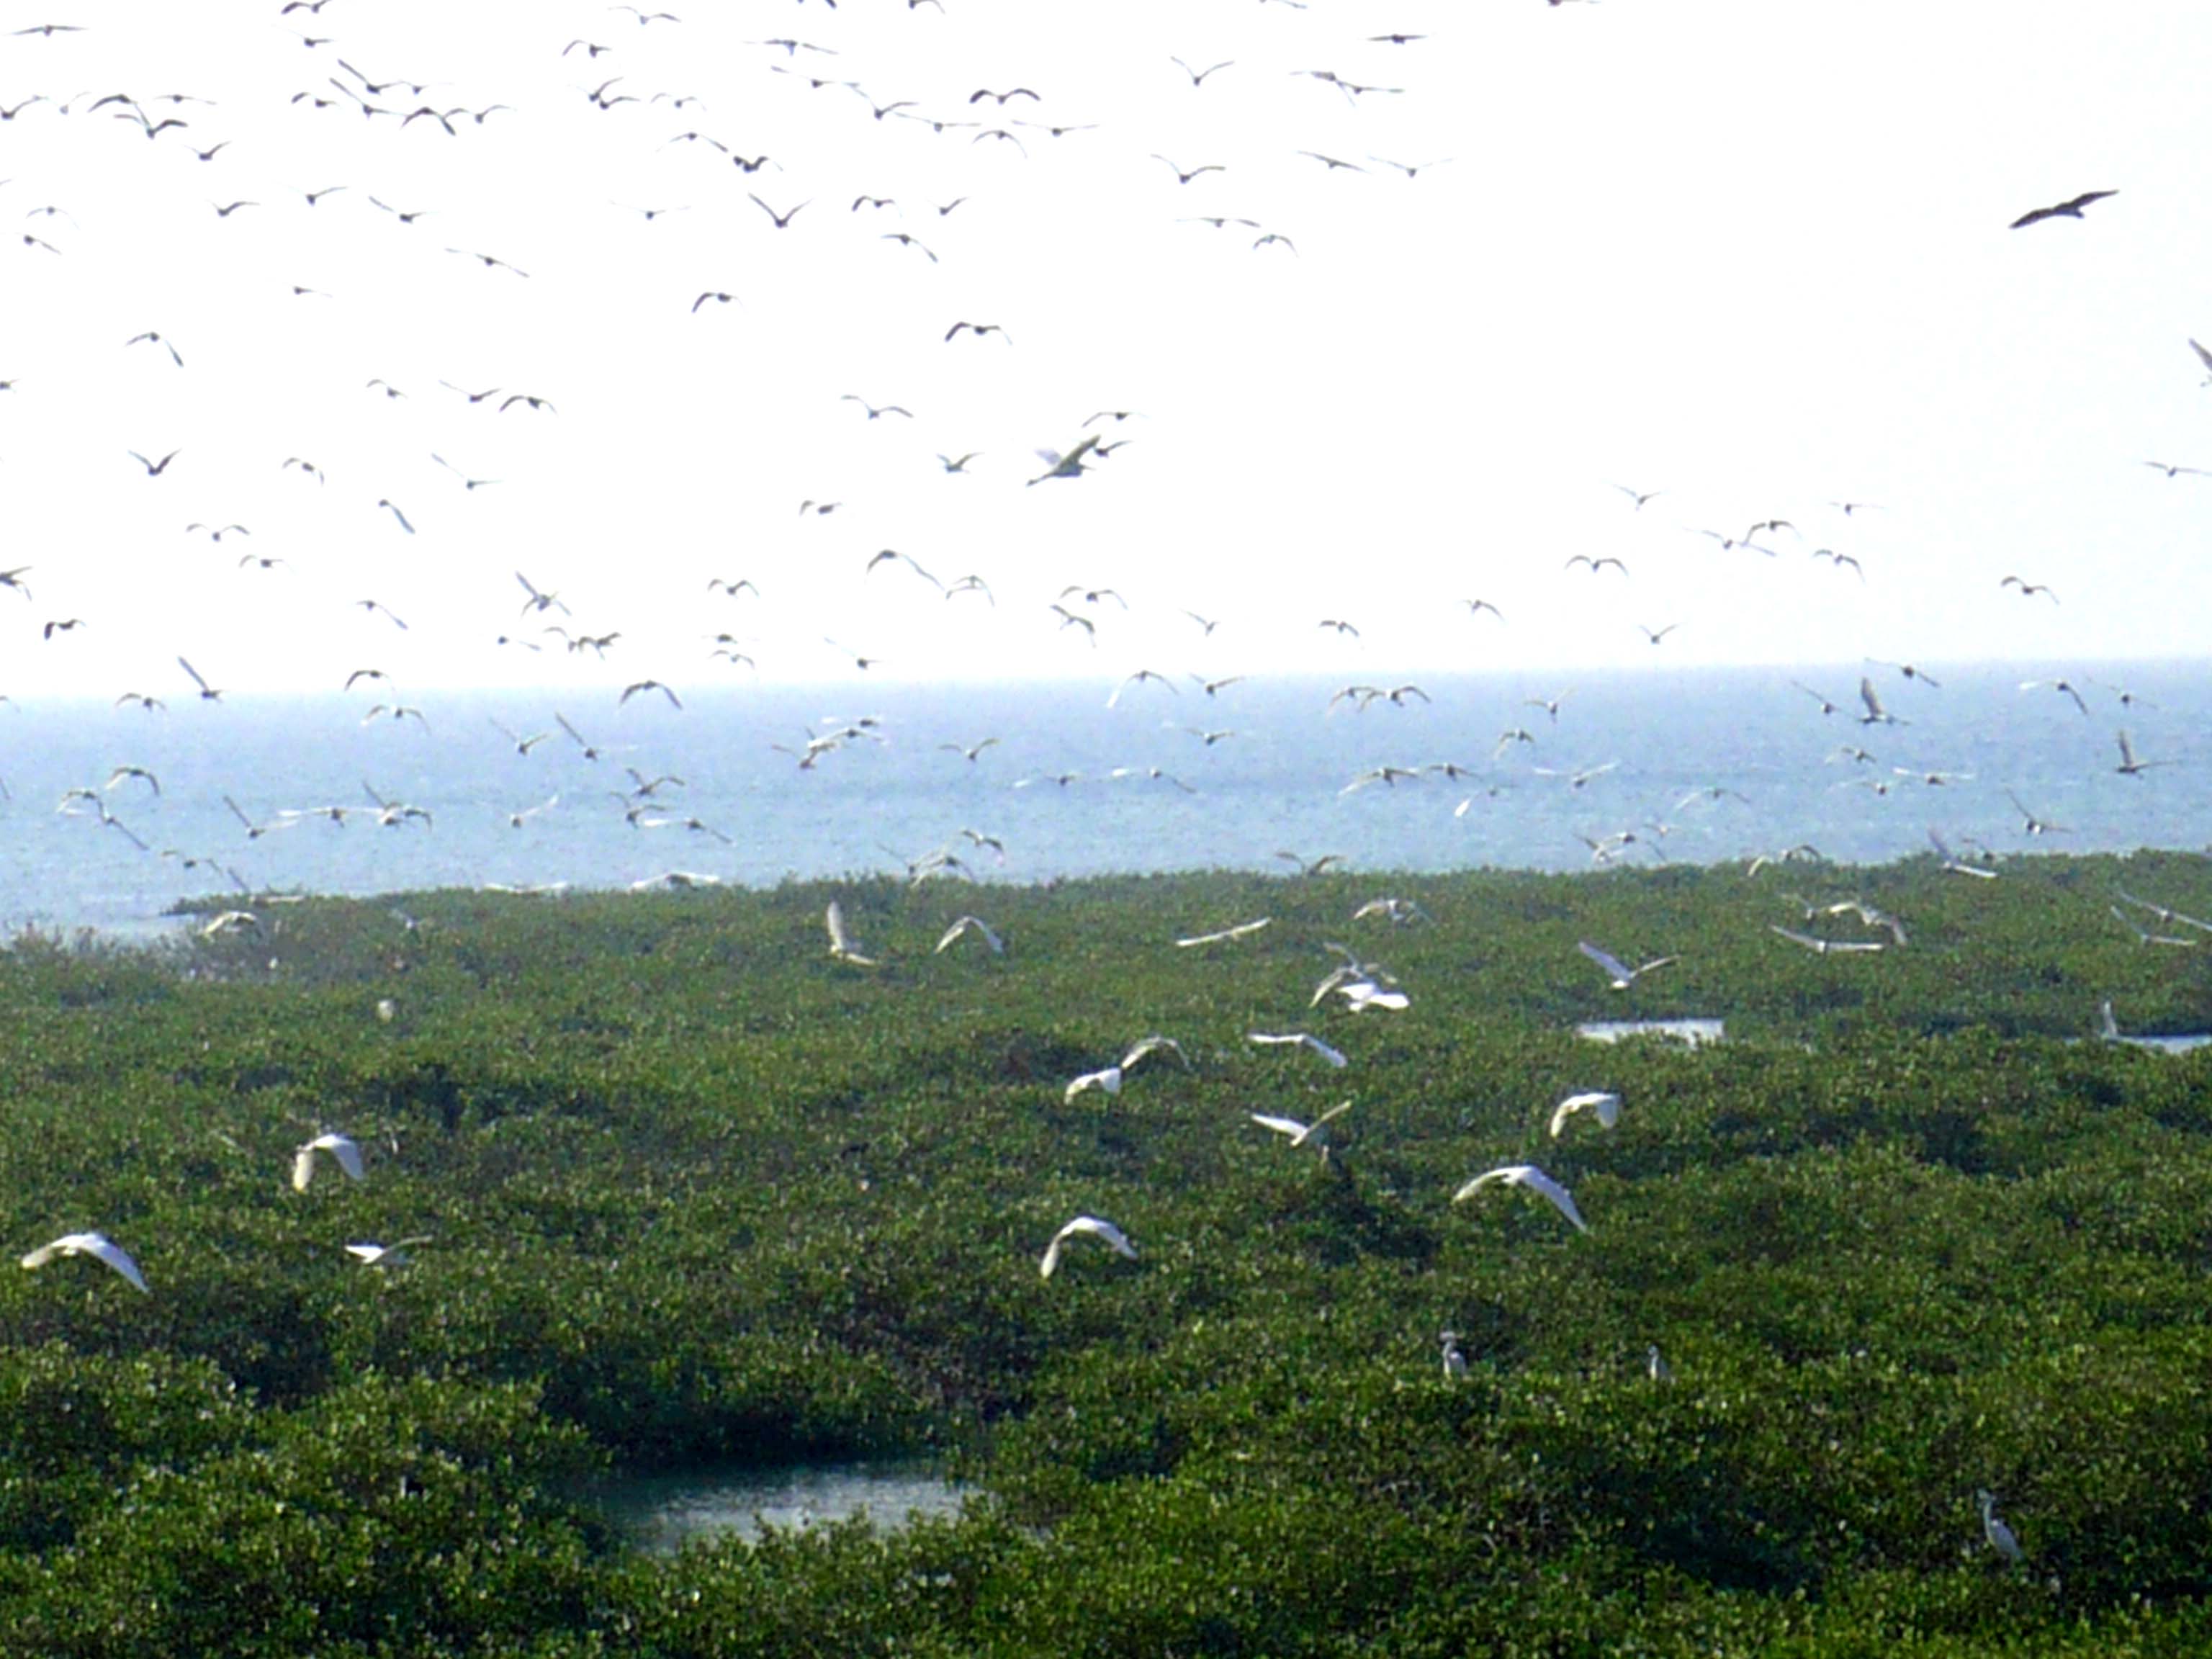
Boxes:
[5,1,2211,698]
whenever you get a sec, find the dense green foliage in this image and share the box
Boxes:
[4,852,2211,1655]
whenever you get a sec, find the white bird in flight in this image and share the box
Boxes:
[21,1230,149,1292]
[292,1130,365,1190]
[1064,1066,1123,1102]
[935,914,1005,954]
[825,901,880,966]
[1250,1098,1352,1150]
[1248,1030,1348,1068]
[1452,1164,1589,1233]
[1039,1214,1137,1278]
[1120,1034,1191,1073]
[1548,1090,1621,1137]
[1578,940,1677,990]
[346,1236,432,1268]
[1175,917,1270,948]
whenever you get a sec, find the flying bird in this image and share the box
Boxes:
[1038,1215,1136,1279]
[1578,940,1677,989]
[292,1131,364,1190]
[1452,1165,1588,1233]
[1251,1100,1352,1153]
[825,901,878,966]
[1549,1091,1622,1137]
[1247,1030,1348,1068]
[20,1231,149,1292]
[2009,189,2117,229]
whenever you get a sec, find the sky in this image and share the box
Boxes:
[4,1,2212,699]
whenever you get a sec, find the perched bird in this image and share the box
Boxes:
[1039,1215,1136,1279]
[1977,1490,2024,1565]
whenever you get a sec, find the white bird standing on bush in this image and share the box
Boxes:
[1440,1332,1467,1378]
[20,1231,150,1292]
[1977,1490,2024,1565]
[292,1130,365,1191]
[1039,1215,1137,1278]
[1452,1164,1589,1233]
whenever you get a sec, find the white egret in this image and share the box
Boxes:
[1251,1099,1352,1151]
[1440,1332,1467,1377]
[1578,940,1678,989]
[1335,979,1410,1012]
[1647,1344,1672,1382]
[1064,1066,1123,1102]
[1039,1215,1137,1278]
[21,1231,149,1292]
[1927,827,1997,878]
[1548,1090,1620,1137]
[1120,1035,1190,1073]
[1976,1490,2023,1565]
[1452,1164,1588,1233]
[825,902,880,966]
[1248,1031,1348,1068]
[935,914,1004,954]
[1770,925,1885,955]
[345,1237,431,1268]
[1175,917,1270,948]
[292,1130,365,1191]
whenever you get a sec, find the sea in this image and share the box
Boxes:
[4,662,2205,938]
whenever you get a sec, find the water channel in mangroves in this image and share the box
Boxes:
[595,1462,968,1555]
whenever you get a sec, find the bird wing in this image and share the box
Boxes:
[324,1134,364,1181]
[1578,940,1634,982]
[826,901,853,953]
[1300,1035,1349,1068]
[1521,1168,1590,1232]
[1249,1113,1308,1139]
[291,1146,318,1190]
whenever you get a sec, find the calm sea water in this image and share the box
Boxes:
[3,663,2204,935]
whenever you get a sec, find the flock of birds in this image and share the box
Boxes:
[4,1,2196,1576]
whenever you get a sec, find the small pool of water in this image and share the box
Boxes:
[595,1461,967,1555]
[1576,1017,1727,1048]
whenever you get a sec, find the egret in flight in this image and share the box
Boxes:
[21,1231,149,1292]
[1548,1091,1620,1137]
[1452,1164,1588,1233]
[1250,1099,1352,1152]
[292,1130,365,1190]
[1578,940,1677,990]
[1039,1215,1137,1278]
